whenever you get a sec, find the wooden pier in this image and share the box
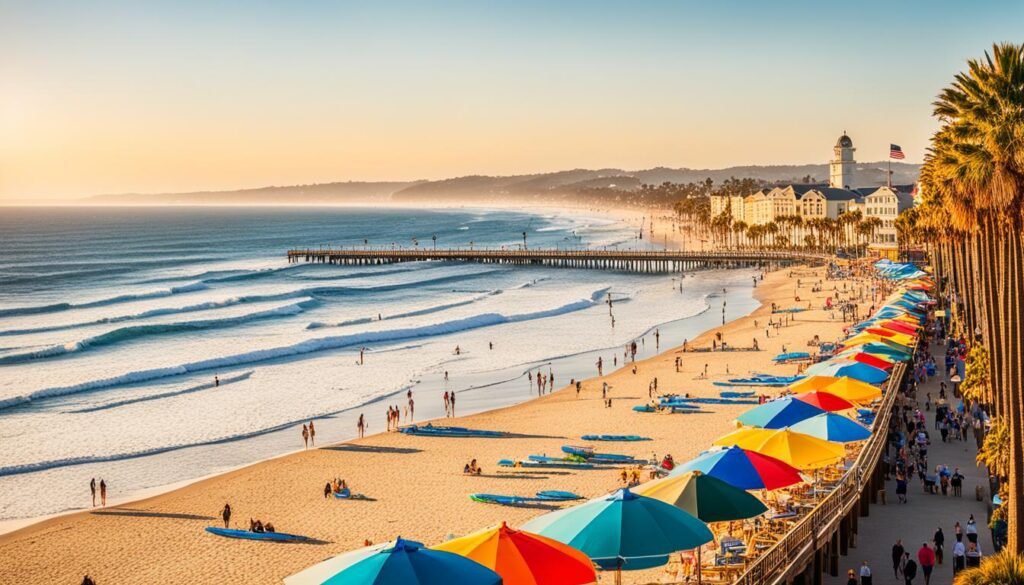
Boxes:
[286,248,827,273]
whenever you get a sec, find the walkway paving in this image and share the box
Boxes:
[824,344,994,585]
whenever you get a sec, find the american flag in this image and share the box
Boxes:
[889,144,906,159]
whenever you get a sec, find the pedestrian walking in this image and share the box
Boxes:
[902,553,917,585]
[302,424,309,448]
[933,527,944,565]
[308,421,315,446]
[90,478,97,508]
[99,479,107,507]
[917,543,935,585]
[891,539,905,578]
[859,560,872,585]
[222,503,231,528]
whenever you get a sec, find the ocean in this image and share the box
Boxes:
[0,206,757,525]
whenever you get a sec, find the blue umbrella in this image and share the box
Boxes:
[521,487,712,571]
[736,397,826,429]
[803,360,889,384]
[789,412,871,443]
[283,537,501,585]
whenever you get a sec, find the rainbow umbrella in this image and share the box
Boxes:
[803,360,889,384]
[713,428,845,470]
[670,446,804,490]
[284,537,501,585]
[434,522,596,585]
[633,471,767,522]
[788,376,841,394]
[789,413,871,443]
[522,488,712,572]
[736,397,826,429]
[878,320,919,335]
[793,391,857,412]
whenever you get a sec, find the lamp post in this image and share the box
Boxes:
[522,231,527,250]
[432,234,437,250]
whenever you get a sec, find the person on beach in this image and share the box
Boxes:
[222,503,231,528]
[449,392,456,416]
[443,391,450,416]
[575,380,581,398]
[302,424,309,448]
[359,348,364,365]
[309,421,315,446]
[444,371,449,382]
[324,482,332,498]
[81,576,96,585]
[99,479,106,507]
[357,413,365,438]
[214,375,219,387]
[596,357,603,375]
[408,397,414,421]
[90,478,96,507]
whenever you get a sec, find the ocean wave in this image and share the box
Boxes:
[0,288,608,411]
[67,371,254,414]
[0,408,322,477]
[0,301,316,365]
[306,289,502,329]
[0,270,499,337]
[0,282,209,318]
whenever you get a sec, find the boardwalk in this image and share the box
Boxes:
[823,343,993,585]
[286,248,828,273]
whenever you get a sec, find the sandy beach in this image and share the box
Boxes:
[0,261,867,585]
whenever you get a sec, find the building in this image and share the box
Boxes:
[829,133,856,189]
[706,132,917,251]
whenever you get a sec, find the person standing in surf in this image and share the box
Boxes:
[301,424,309,448]
[443,391,450,416]
[450,392,456,417]
[99,479,107,507]
[357,413,365,438]
[89,478,96,507]
[308,421,315,447]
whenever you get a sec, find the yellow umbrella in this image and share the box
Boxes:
[713,428,845,470]
[788,375,840,394]
[842,333,895,348]
[822,377,882,404]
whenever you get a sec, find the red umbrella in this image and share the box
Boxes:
[878,320,918,335]
[793,391,858,412]
[851,352,895,370]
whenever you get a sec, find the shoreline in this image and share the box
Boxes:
[0,259,869,585]
[0,203,693,535]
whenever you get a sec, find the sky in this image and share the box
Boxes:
[1,1,1022,202]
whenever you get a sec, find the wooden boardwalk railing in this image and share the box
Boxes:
[734,362,905,585]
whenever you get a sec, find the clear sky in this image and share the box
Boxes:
[1,1,1021,202]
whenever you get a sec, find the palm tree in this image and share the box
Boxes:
[921,42,1024,553]
[953,549,1024,584]
[732,220,748,249]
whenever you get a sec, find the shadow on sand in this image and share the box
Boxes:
[323,444,422,455]
[91,508,215,521]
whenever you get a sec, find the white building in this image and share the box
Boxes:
[829,133,856,189]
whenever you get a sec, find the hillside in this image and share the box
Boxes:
[83,162,919,205]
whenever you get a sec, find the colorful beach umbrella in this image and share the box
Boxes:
[433,522,596,585]
[821,377,882,404]
[793,391,857,412]
[803,360,889,384]
[789,412,871,443]
[521,488,712,571]
[849,352,895,370]
[788,375,841,394]
[736,397,826,429]
[713,427,846,470]
[284,538,502,585]
[878,320,919,335]
[632,471,767,522]
[670,446,804,490]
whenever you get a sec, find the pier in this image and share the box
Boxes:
[286,248,828,273]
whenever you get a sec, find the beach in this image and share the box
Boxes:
[0,261,869,584]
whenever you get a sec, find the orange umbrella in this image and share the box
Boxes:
[788,376,840,394]
[433,522,596,585]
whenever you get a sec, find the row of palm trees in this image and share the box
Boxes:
[899,43,1024,560]
[700,210,885,253]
